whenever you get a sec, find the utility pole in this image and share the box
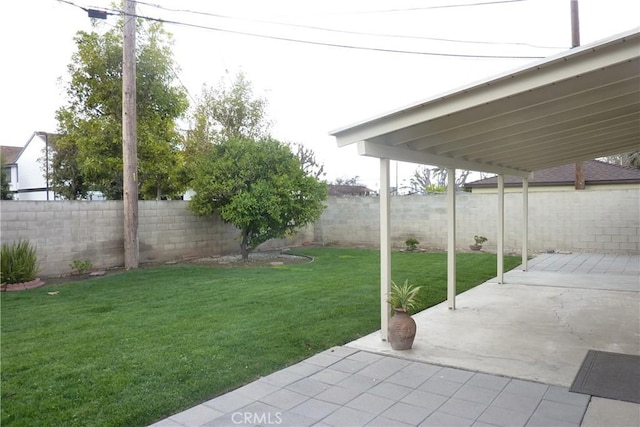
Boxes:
[123,0,139,268]
[571,0,585,190]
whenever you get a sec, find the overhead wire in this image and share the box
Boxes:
[301,0,529,15]
[134,0,565,50]
[57,0,547,59]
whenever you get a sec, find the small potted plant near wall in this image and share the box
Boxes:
[387,279,422,350]
[470,235,488,251]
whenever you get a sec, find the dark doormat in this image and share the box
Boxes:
[570,350,640,403]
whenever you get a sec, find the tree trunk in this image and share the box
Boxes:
[240,230,251,262]
[575,162,585,190]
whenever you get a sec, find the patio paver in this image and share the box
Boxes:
[149,347,592,427]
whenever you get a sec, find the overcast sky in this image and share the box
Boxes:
[2,0,638,190]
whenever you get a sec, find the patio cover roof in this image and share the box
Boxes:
[329,28,639,343]
[330,28,640,177]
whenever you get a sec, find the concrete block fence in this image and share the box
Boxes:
[1,189,637,276]
[0,201,312,276]
[318,190,639,254]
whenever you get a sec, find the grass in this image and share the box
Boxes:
[1,247,521,426]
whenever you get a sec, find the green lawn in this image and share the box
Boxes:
[1,247,521,426]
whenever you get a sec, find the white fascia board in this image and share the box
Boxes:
[332,30,640,147]
[357,141,533,178]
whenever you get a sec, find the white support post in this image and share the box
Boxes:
[497,174,505,284]
[522,177,529,271]
[380,158,391,341]
[447,167,456,310]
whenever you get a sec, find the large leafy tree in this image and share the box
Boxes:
[45,133,88,200]
[186,73,270,150]
[53,21,188,199]
[186,74,326,259]
[188,137,327,260]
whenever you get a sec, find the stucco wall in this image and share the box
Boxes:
[14,134,55,201]
[1,189,637,276]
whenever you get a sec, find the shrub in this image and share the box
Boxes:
[405,238,419,251]
[1,239,39,284]
[70,259,93,274]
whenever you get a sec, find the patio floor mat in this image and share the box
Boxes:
[570,350,640,403]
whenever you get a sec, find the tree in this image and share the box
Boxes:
[46,133,88,200]
[408,166,432,195]
[188,137,327,260]
[1,152,12,200]
[289,142,326,180]
[332,176,361,186]
[54,21,188,200]
[187,72,270,147]
[407,166,473,194]
[605,152,640,169]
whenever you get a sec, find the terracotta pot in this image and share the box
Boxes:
[388,309,417,350]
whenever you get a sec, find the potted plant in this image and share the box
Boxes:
[387,279,422,350]
[470,235,487,251]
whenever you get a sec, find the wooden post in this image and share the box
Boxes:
[123,0,139,269]
[571,1,586,190]
[575,162,585,190]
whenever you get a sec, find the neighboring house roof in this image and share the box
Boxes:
[1,146,22,164]
[465,160,640,188]
[328,184,374,196]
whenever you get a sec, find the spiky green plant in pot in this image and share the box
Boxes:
[387,279,422,350]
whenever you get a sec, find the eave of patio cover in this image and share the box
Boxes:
[329,28,640,341]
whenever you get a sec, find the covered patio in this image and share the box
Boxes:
[330,28,640,341]
[329,28,640,425]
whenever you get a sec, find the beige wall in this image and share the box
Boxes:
[1,189,637,276]
[0,201,313,276]
[318,189,639,254]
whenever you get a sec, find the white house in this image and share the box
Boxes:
[1,131,55,200]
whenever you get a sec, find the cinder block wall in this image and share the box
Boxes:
[318,189,639,254]
[0,201,313,276]
[1,189,637,276]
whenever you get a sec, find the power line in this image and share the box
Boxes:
[134,0,565,50]
[58,1,545,59]
[285,0,528,16]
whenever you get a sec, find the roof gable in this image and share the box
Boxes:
[0,146,23,164]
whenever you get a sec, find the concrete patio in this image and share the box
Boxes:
[150,253,640,426]
[349,252,639,387]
